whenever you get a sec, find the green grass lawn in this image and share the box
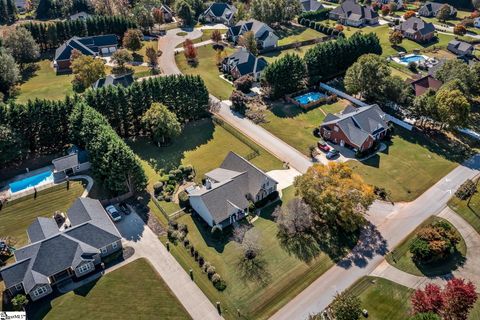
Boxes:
[176,29,227,48]
[347,276,413,320]
[176,44,235,99]
[448,187,480,234]
[16,60,74,104]
[349,126,467,202]
[28,258,191,320]
[385,216,467,277]
[260,99,349,155]
[0,181,85,248]
[163,185,345,320]
[260,44,316,63]
[277,25,324,46]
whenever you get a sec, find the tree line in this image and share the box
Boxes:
[22,16,137,50]
[0,0,16,25]
[35,0,91,20]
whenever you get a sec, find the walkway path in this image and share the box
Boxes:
[372,206,480,291]
[71,175,93,198]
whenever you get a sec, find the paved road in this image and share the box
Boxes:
[271,155,480,320]
[115,210,223,320]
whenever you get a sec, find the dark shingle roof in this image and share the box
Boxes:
[330,0,378,20]
[55,35,118,61]
[205,3,235,19]
[27,217,59,243]
[419,2,456,17]
[397,17,435,35]
[300,0,324,12]
[225,49,268,76]
[92,73,134,89]
[447,40,474,55]
[65,223,121,249]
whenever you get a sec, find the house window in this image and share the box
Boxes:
[32,285,48,297]
[77,263,92,274]
[15,283,22,291]
[112,242,118,249]
[101,247,107,254]
[334,126,339,132]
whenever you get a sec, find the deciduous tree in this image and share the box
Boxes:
[183,39,197,62]
[435,88,470,128]
[389,30,403,46]
[71,55,106,92]
[210,29,222,44]
[404,10,416,19]
[3,27,40,69]
[11,294,28,311]
[331,292,362,320]
[111,49,133,74]
[437,4,452,22]
[453,24,467,36]
[239,31,258,55]
[262,53,307,99]
[145,46,159,70]
[122,29,143,52]
[0,49,19,98]
[141,102,181,145]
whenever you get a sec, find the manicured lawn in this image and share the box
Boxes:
[176,44,235,99]
[17,60,74,104]
[260,99,349,155]
[349,126,467,202]
[385,216,467,277]
[175,29,227,48]
[448,186,480,234]
[28,258,191,320]
[389,65,414,80]
[277,25,324,45]
[260,44,316,63]
[0,181,85,248]
[347,276,414,320]
[129,40,158,62]
[163,185,343,320]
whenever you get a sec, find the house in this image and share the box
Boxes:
[329,0,378,27]
[158,4,174,22]
[186,152,278,228]
[299,0,324,12]
[53,35,118,73]
[408,75,443,96]
[0,198,122,302]
[52,146,91,178]
[222,48,268,81]
[69,11,91,20]
[200,3,236,25]
[374,0,404,10]
[447,39,474,56]
[227,19,279,50]
[92,73,134,90]
[320,104,389,152]
[14,0,27,13]
[418,2,457,18]
[475,17,480,28]
[395,17,435,43]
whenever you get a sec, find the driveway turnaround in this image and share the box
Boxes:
[115,211,223,320]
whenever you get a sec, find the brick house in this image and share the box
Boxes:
[395,17,436,43]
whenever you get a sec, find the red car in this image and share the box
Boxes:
[317,141,331,152]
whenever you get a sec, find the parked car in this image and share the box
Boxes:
[326,149,340,160]
[119,202,131,215]
[105,205,122,222]
[317,140,331,152]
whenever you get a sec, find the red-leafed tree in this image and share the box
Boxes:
[183,39,197,63]
[442,278,477,320]
[411,278,478,320]
[381,5,390,16]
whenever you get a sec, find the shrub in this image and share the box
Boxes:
[254,191,279,208]
[178,191,189,206]
[169,220,179,230]
[234,75,254,94]
[298,8,331,22]
[408,61,417,72]
[190,245,195,256]
[230,90,249,114]
[183,238,190,247]
[207,266,216,278]
[455,179,477,200]
[211,273,221,283]
[153,182,163,194]
[212,274,227,291]
[181,164,194,175]
[198,256,205,267]
[164,184,175,194]
[194,250,199,261]
[179,223,188,234]
[203,261,211,272]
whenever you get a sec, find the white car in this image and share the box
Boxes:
[105,205,122,222]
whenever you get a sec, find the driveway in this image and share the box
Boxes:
[115,211,223,320]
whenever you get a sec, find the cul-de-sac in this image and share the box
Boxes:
[1,0,480,319]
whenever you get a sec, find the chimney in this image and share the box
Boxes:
[205,178,212,190]
[413,22,418,30]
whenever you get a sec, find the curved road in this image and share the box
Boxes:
[158,28,480,320]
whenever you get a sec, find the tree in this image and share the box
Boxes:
[0,0,16,24]
[435,88,470,128]
[294,162,375,233]
[437,4,452,22]
[122,29,143,52]
[434,59,477,96]
[234,75,253,94]
[381,4,390,16]
[145,46,159,70]
[3,27,40,69]
[111,49,133,74]
[409,313,442,320]
[412,283,445,315]
[404,10,416,20]
[344,54,391,102]
[141,102,182,145]
[473,0,480,10]
[331,292,362,320]
[176,0,194,26]
[409,89,438,127]
[132,5,154,32]
[262,53,307,99]
[453,24,467,36]
[389,30,403,46]
[71,55,106,92]
[183,39,197,63]
[239,31,258,55]
[0,49,20,98]
[230,90,249,114]
[250,0,302,25]
[384,75,413,106]
[152,7,165,24]
[0,125,26,166]
[11,294,28,311]
[210,29,222,44]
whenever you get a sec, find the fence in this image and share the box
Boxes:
[99,191,134,206]
[151,193,170,222]
[212,116,260,159]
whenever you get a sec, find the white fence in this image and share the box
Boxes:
[319,83,413,131]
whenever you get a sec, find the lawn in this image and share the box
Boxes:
[385,216,467,277]
[0,181,85,249]
[277,25,324,46]
[163,186,346,320]
[176,44,235,99]
[448,186,480,234]
[347,276,413,320]
[348,126,468,202]
[260,99,349,155]
[28,258,191,320]
[175,29,227,48]
[260,44,316,63]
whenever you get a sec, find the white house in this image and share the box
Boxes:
[200,3,236,25]
[227,19,279,50]
[329,0,379,27]
[222,48,268,81]
[187,152,278,228]
[475,17,480,28]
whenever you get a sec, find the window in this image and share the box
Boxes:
[112,242,118,249]
[77,263,92,274]
[334,126,339,132]
[15,283,22,291]
[101,247,107,254]
[32,285,48,297]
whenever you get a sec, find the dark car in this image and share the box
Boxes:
[317,140,331,152]
[119,202,131,215]
[326,149,340,160]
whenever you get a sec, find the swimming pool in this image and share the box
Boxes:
[294,92,326,105]
[9,170,54,193]
[398,54,426,64]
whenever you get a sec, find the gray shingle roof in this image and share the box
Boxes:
[447,40,474,55]
[225,48,268,76]
[52,153,79,172]
[92,73,134,90]
[300,0,324,12]
[397,17,435,35]
[204,3,236,19]
[419,2,456,17]
[330,0,378,20]
[27,217,60,243]
[55,35,118,61]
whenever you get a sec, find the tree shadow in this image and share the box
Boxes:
[237,255,272,287]
[72,277,100,297]
[276,25,309,39]
[132,52,144,63]
[267,101,304,118]
[413,249,467,277]
[336,222,388,269]
[190,212,231,253]
[20,63,41,83]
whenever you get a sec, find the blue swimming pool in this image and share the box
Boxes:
[9,170,54,193]
[294,92,326,105]
[399,54,426,64]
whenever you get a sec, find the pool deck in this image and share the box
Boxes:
[391,54,430,66]
[0,165,56,201]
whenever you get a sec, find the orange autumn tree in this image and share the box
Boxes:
[294,162,375,234]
